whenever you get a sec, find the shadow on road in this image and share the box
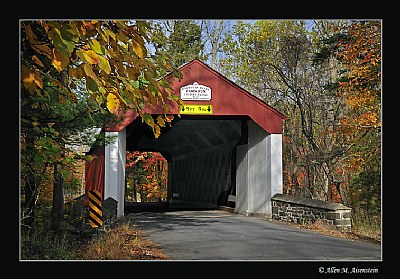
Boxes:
[124,201,220,214]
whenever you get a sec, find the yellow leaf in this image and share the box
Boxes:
[156,115,165,127]
[154,125,161,139]
[83,64,97,80]
[106,93,120,114]
[142,113,155,127]
[82,50,100,65]
[132,40,144,59]
[52,59,62,72]
[89,39,104,54]
[98,55,111,74]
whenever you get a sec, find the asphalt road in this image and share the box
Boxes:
[125,209,381,261]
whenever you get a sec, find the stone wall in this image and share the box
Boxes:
[64,195,118,234]
[271,193,352,232]
[102,197,118,228]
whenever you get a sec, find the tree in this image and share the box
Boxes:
[126,151,167,202]
[150,20,207,68]
[200,20,232,69]
[220,20,324,197]
[314,20,381,208]
[219,19,372,202]
[335,21,381,171]
[20,20,182,235]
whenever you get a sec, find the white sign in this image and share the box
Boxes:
[180,82,211,101]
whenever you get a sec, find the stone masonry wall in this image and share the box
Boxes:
[64,195,118,234]
[271,193,352,232]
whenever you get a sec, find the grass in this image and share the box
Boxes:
[74,218,170,260]
[20,217,169,261]
[351,214,381,243]
[287,216,381,245]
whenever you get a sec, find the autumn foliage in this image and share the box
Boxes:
[337,21,381,129]
[335,21,381,171]
[125,151,168,202]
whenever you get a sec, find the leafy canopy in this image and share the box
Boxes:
[21,20,183,137]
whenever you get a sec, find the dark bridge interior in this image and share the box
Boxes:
[124,115,249,213]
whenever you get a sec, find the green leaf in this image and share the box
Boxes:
[105,28,116,41]
[131,80,140,88]
[142,113,155,127]
[34,153,43,163]
[38,136,52,148]
[86,78,99,93]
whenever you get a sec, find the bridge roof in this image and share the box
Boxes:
[107,59,286,134]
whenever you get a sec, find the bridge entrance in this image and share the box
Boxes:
[125,115,246,211]
[84,59,286,218]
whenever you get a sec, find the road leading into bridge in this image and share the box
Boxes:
[125,209,381,261]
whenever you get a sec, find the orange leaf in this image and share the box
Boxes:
[52,48,69,72]
[21,65,42,92]
[32,55,44,68]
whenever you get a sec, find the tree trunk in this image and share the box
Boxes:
[22,172,36,236]
[21,133,37,237]
[335,181,343,204]
[51,162,64,232]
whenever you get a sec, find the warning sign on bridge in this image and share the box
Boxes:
[179,104,213,114]
[88,189,102,228]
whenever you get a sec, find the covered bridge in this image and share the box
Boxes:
[84,59,287,218]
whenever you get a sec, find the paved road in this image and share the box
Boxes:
[125,209,381,261]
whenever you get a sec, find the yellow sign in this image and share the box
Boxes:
[179,104,213,114]
[88,190,102,228]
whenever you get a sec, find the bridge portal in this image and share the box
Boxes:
[85,59,286,218]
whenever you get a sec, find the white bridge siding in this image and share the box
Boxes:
[235,120,283,217]
[104,129,126,218]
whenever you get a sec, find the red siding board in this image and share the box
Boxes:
[83,145,105,206]
[106,59,286,134]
